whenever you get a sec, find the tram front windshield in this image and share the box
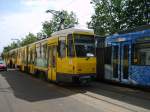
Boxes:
[74,34,95,57]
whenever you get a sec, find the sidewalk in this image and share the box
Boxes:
[0,71,150,112]
[0,74,16,112]
[85,82,150,112]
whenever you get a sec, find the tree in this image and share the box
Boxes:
[3,42,18,53]
[3,46,12,53]
[124,0,150,29]
[88,0,150,35]
[3,33,37,53]
[42,21,53,37]
[42,10,78,37]
[88,0,127,35]
[20,33,38,46]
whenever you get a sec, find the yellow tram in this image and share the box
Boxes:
[5,28,96,83]
[4,48,18,68]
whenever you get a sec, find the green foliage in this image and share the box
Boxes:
[42,10,78,37]
[42,21,53,37]
[3,33,37,53]
[88,0,150,35]
[124,0,150,28]
[3,42,18,53]
[20,33,37,46]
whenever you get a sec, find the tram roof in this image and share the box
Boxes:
[106,29,150,43]
[51,28,94,37]
[6,28,94,53]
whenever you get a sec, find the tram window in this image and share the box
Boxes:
[41,45,44,58]
[113,46,119,78]
[52,47,57,67]
[58,40,66,58]
[42,44,47,59]
[67,34,75,57]
[74,34,95,57]
[105,47,112,64]
[113,46,118,59]
[48,47,52,66]
[31,50,34,64]
[42,44,48,67]
[35,49,37,59]
[132,43,150,65]
[22,50,25,63]
[29,50,32,64]
[123,45,129,79]
[36,46,41,58]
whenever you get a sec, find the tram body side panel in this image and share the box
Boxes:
[20,47,28,71]
[130,66,150,86]
[104,29,150,87]
[20,48,24,71]
[34,41,48,76]
[129,41,150,86]
[16,49,22,68]
[57,57,96,76]
[47,37,58,81]
[28,44,36,74]
[57,57,74,75]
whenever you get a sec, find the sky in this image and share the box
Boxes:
[0,0,94,53]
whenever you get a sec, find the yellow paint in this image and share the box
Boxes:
[28,43,36,74]
[28,64,35,74]
[47,65,56,81]
[57,57,96,74]
[47,37,58,81]
[21,65,25,71]
[5,28,96,82]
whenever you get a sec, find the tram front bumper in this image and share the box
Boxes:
[57,73,96,83]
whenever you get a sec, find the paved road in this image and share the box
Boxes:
[0,70,150,112]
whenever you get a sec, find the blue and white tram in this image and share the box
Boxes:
[105,28,150,87]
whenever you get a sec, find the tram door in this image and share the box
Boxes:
[112,45,120,81]
[112,44,130,82]
[48,45,57,81]
[120,44,129,82]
